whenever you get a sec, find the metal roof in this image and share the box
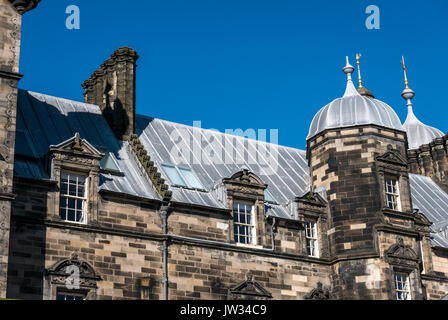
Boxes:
[135,115,310,209]
[14,90,448,247]
[409,173,448,247]
[15,90,160,201]
[308,72,403,140]
[403,107,444,150]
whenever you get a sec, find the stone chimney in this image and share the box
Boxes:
[82,47,139,140]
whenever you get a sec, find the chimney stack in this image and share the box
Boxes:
[82,47,139,140]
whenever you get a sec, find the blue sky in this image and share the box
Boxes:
[19,0,448,150]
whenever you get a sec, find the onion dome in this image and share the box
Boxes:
[400,57,444,150]
[307,57,403,140]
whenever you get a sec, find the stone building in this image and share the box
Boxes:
[1,0,448,300]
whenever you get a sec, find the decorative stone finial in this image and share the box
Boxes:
[8,0,40,14]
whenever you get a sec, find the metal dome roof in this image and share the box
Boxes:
[307,59,403,140]
[403,107,444,150]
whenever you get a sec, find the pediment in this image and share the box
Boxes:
[297,191,327,207]
[386,238,418,260]
[229,275,272,299]
[224,169,266,188]
[376,149,407,167]
[49,133,104,159]
[47,253,101,280]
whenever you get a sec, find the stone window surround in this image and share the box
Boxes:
[49,134,103,225]
[375,150,412,214]
[53,164,100,226]
[223,170,269,248]
[44,253,101,301]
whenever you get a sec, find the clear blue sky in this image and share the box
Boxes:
[19,0,448,150]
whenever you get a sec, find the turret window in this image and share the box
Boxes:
[233,202,255,245]
[305,220,319,257]
[394,273,411,300]
[59,172,87,224]
[385,176,401,211]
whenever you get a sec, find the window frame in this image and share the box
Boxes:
[384,175,402,211]
[393,272,411,300]
[56,292,86,301]
[161,164,205,190]
[233,202,257,246]
[59,171,88,225]
[305,219,319,258]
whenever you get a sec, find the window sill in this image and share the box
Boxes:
[235,243,263,250]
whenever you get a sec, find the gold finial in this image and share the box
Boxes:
[401,56,409,89]
[356,54,363,88]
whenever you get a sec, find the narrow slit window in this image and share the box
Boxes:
[59,172,87,224]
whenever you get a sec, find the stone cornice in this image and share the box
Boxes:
[8,0,40,14]
[0,69,23,81]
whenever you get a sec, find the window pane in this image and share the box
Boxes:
[264,189,276,203]
[100,153,120,171]
[68,210,76,222]
[162,165,187,187]
[179,168,204,189]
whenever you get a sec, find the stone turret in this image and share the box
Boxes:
[307,58,423,299]
[0,0,40,298]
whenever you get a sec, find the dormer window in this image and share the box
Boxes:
[233,202,256,245]
[385,176,401,211]
[162,165,204,190]
[59,172,87,224]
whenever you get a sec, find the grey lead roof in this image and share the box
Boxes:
[403,107,444,150]
[15,90,160,201]
[307,75,403,139]
[14,89,448,247]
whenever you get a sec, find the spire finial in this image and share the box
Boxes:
[401,56,410,89]
[342,56,358,97]
[401,56,415,112]
[356,53,363,88]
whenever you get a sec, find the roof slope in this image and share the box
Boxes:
[14,90,448,247]
[15,90,160,200]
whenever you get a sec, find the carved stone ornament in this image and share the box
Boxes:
[304,282,332,300]
[376,148,408,168]
[386,238,420,270]
[46,253,101,289]
[8,0,40,14]
[228,273,272,300]
[49,133,104,160]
